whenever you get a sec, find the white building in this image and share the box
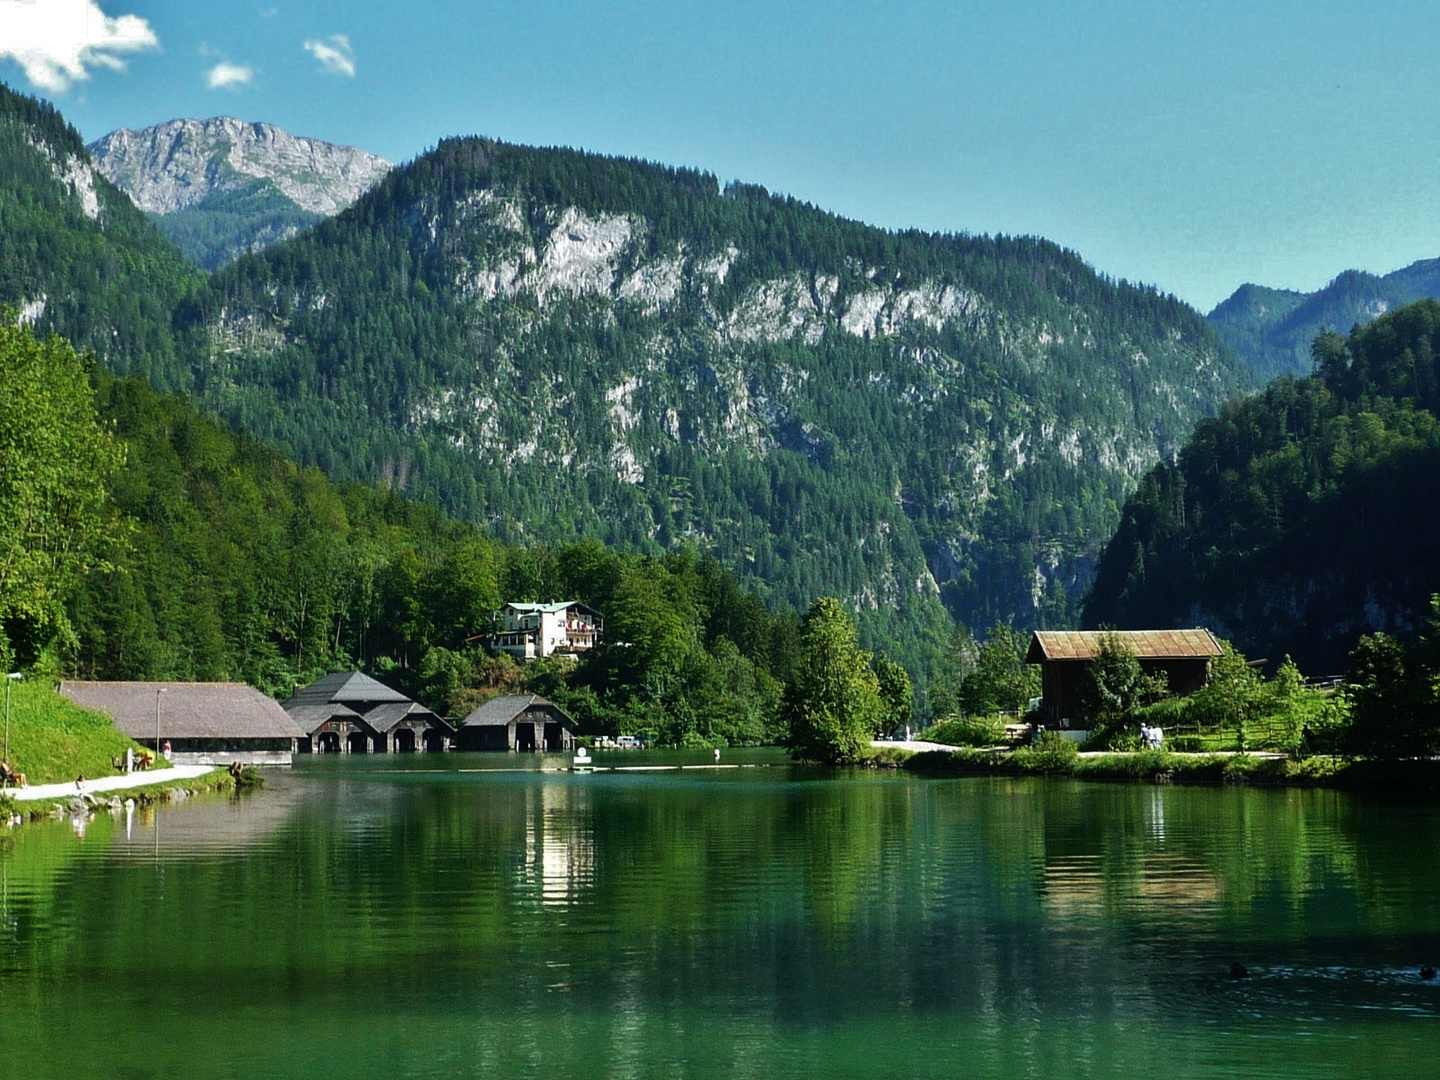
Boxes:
[490,602,604,660]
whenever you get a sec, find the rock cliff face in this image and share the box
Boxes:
[88,117,390,215]
[87,118,390,268]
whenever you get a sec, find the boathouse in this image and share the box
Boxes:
[283,671,453,753]
[58,681,304,765]
[1026,630,1224,729]
[457,695,577,752]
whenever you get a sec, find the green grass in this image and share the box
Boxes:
[1,681,160,785]
[923,716,1008,747]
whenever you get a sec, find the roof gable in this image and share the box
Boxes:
[461,694,574,728]
[284,671,410,709]
[1027,630,1223,663]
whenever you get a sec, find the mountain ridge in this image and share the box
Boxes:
[87,116,390,269]
[1209,257,1440,378]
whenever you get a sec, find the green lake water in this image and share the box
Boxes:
[1,753,1438,1079]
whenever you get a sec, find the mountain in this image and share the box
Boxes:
[1209,258,1440,379]
[1085,299,1440,675]
[0,83,1255,691]
[88,117,391,269]
[173,137,1253,679]
[0,82,200,380]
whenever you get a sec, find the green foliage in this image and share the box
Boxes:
[923,715,1006,747]
[1342,597,1440,759]
[1079,632,1168,746]
[0,679,152,784]
[955,624,1039,715]
[871,654,913,733]
[1088,299,1440,675]
[0,321,123,668]
[782,598,885,765]
[1011,730,1079,774]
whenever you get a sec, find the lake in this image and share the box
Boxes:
[0,753,1437,1079]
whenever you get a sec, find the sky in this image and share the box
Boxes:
[4,0,1440,311]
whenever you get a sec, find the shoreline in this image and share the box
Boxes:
[883,744,1440,795]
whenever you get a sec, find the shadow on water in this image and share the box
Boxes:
[0,767,1436,1079]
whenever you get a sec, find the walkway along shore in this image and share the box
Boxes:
[8,765,217,802]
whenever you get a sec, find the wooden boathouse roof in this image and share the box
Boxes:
[58,681,303,740]
[1026,630,1223,663]
[461,695,572,728]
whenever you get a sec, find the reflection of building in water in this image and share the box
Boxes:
[1040,853,1220,923]
[515,782,594,906]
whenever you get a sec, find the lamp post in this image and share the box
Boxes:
[154,686,167,760]
[4,673,20,763]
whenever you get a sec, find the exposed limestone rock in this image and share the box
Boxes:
[89,117,391,216]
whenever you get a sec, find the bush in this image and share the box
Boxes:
[1168,734,1206,753]
[924,716,1007,747]
[1012,731,1078,775]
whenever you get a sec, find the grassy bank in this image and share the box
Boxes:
[1,681,160,785]
[1,767,252,823]
[896,744,1440,795]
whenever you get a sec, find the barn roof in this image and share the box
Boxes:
[58,681,303,740]
[284,671,410,709]
[461,694,573,728]
[1026,630,1224,663]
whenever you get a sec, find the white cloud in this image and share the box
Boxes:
[0,0,159,92]
[303,34,354,77]
[206,61,253,90]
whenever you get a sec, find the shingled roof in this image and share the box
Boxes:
[362,700,449,733]
[461,695,571,728]
[1026,630,1224,663]
[283,671,410,710]
[58,682,303,740]
[284,702,366,736]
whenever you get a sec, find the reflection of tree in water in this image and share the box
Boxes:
[0,771,1438,1077]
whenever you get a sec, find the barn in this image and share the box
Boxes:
[1026,630,1224,729]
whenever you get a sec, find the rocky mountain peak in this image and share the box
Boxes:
[88,116,391,216]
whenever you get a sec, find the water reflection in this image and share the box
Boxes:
[0,769,1435,1080]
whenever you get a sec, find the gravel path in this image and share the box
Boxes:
[7,765,217,802]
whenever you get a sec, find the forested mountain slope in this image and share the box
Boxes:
[178,137,1251,671]
[0,83,1254,687]
[1086,300,1440,674]
[89,117,391,270]
[0,83,201,381]
[1210,259,1440,379]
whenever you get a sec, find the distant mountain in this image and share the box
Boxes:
[1209,258,1440,378]
[88,117,391,269]
[1086,299,1440,675]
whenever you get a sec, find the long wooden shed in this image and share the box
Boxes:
[1025,630,1224,729]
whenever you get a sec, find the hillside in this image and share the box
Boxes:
[0,83,201,380]
[89,117,392,270]
[1210,258,1440,379]
[1085,300,1440,674]
[177,137,1252,673]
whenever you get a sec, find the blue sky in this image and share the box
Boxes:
[5,0,1440,310]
